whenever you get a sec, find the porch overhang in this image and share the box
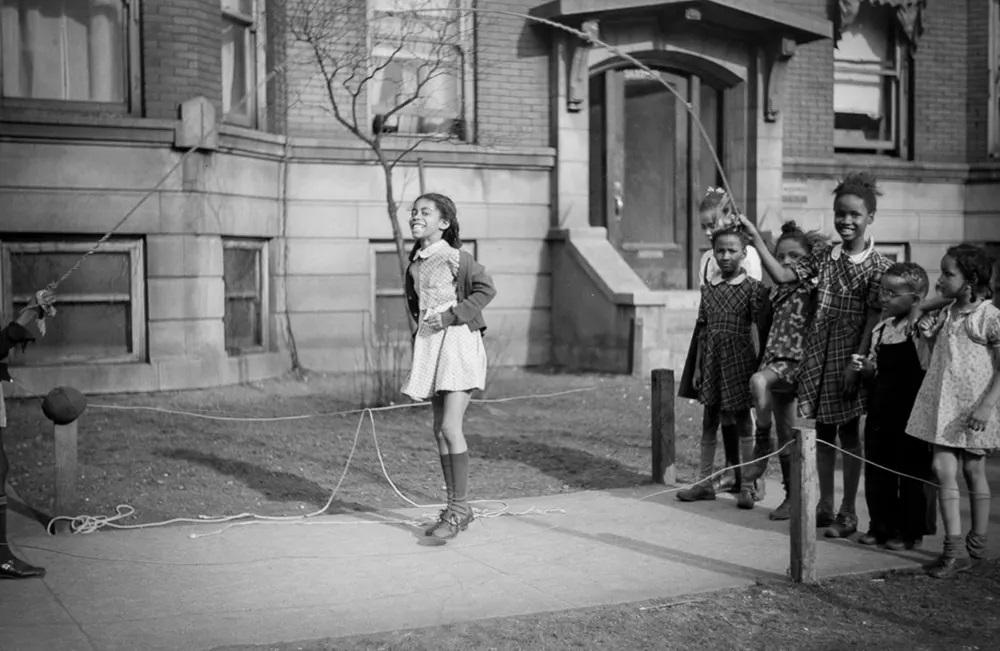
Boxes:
[530,0,832,45]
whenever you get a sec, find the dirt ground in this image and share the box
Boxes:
[3,369,706,524]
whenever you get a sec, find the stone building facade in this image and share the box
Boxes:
[0,0,997,394]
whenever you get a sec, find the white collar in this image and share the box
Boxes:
[830,238,876,263]
[416,239,449,259]
[710,270,748,286]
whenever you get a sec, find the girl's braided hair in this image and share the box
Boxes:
[833,171,882,214]
[946,243,995,298]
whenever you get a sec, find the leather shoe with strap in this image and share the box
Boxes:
[0,556,46,580]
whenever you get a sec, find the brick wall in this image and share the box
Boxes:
[913,0,968,162]
[143,0,223,120]
[475,0,549,148]
[967,0,990,162]
[778,0,835,160]
[780,0,977,164]
[278,0,549,147]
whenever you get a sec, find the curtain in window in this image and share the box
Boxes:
[834,17,890,118]
[1,0,124,101]
[839,0,925,47]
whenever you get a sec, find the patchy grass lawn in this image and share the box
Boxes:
[217,563,1000,651]
[3,369,708,524]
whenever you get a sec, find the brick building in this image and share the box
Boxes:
[0,0,997,394]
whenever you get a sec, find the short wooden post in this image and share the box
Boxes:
[53,421,78,534]
[651,369,676,485]
[790,427,817,584]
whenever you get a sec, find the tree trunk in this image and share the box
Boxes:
[378,158,418,338]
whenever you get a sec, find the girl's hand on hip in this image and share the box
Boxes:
[968,404,992,432]
[423,312,445,331]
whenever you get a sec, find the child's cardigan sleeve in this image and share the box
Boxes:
[445,253,496,327]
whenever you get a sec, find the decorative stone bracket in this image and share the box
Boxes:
[567,19,600,113]
[764,37,797,123]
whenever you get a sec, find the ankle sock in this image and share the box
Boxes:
[967,531,988,560]
[943,534,964,560]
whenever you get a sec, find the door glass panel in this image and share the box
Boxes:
[588,75,606,228]
[696,82,723,266]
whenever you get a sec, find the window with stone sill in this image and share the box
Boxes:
[834,2,911,157]
[371,239,476,337]
[223,238,268,356]
[221,0,266,128]
[0,238,145,365]
[368,0,473,140]
[0,0,141,114]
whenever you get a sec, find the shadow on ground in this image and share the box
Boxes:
[465,433,649,490]
[155,448,373,514]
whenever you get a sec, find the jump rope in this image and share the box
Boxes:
[5,8,993,564]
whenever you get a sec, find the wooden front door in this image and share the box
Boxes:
[589,66,723,290]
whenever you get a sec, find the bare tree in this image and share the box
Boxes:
[290,0,472,336]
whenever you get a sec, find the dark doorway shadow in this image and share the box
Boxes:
[155,448,371,514]
[465,433,648,490]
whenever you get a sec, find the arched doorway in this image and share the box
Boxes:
[589,65,725,290]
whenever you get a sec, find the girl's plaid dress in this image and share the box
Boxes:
[697,273,770,411]
[791,241,889,424]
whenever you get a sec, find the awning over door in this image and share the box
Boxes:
[838,0,925,46]
[530,0,832,45]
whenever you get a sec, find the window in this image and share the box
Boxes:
[369,0,472,139]
[876,243,908,263]
[834,2,910,155]
[223,239,268,355]
[371,240,475,335]
[990,1,1000,157]
[0,239,145,365]
[221,0,264,127]
[0,0,140,112]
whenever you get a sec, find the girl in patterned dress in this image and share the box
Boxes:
[906,245,1000,578]
[745,221,828,517]
[741,171,890,539]
[677,226,770,504]
[400,193,496,542]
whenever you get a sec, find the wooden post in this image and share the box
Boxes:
[651,369,676,485]
[790,427,817,584]
[53,421,78,534]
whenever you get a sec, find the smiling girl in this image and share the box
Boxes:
[741,171,891,539]
[402,193,497,542]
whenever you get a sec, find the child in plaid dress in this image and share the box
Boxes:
[678,226,770,504]
[906,245,1000,578]
[401,193,496,542]
[742,172,890,539]
[745,221,828,517]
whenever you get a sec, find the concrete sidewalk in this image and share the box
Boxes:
[2,463,999,651]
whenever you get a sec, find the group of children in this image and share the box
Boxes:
[678,172,999,578]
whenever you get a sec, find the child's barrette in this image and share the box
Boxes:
[704,186,728,197]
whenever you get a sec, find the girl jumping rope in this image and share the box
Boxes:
[401,193,497,542]
[745,221,828,518]
[677,224,770,505]
[741,171,890,538]
[907,244,1000,578]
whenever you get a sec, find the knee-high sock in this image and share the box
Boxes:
[0,495,12,561]
[451,452,470,515]
[839,419,862,515]
[439,455,454,507]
